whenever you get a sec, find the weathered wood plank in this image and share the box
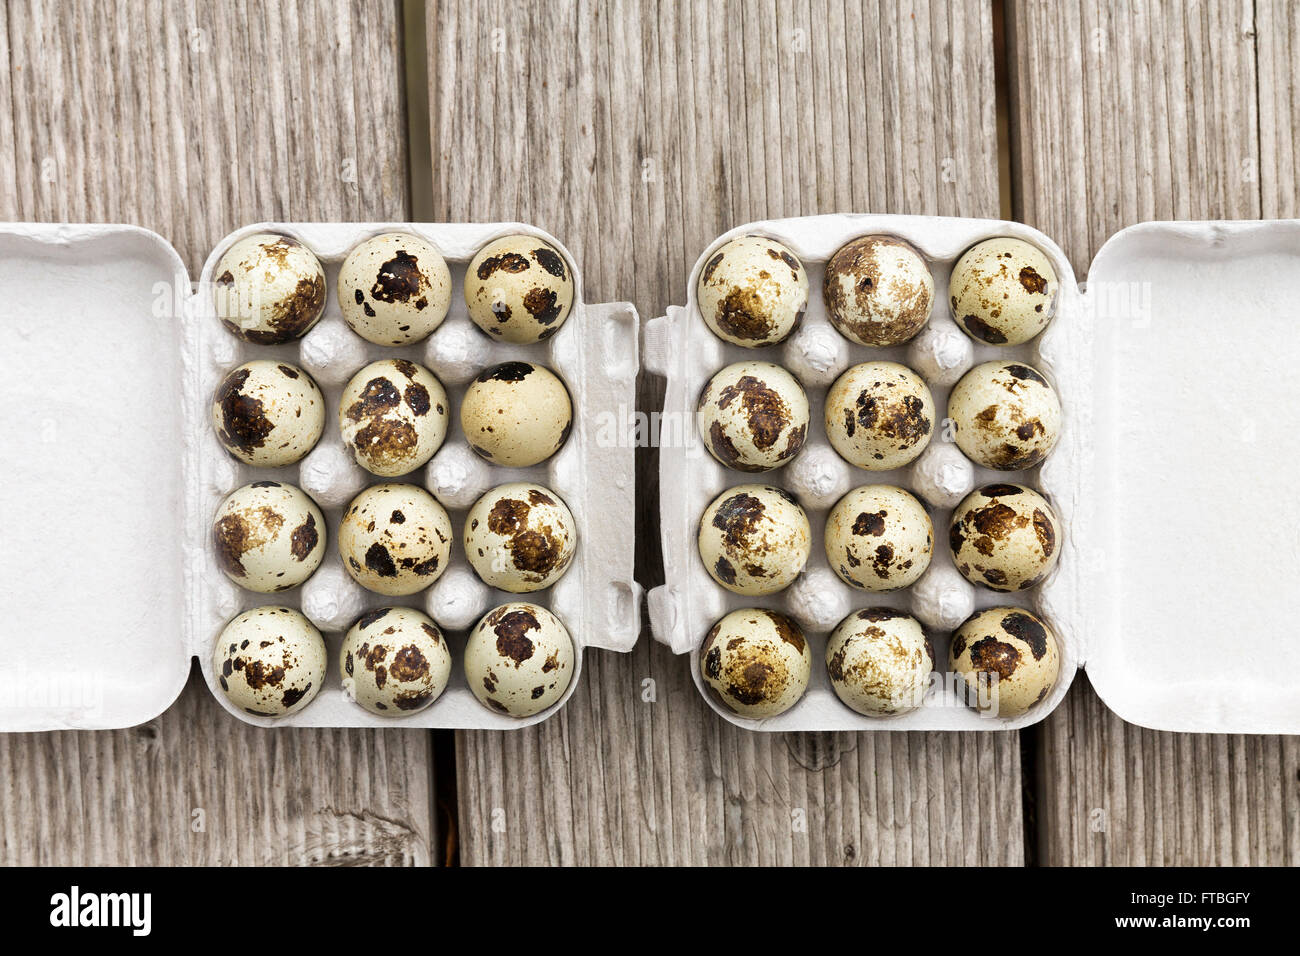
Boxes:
[432,0,1020,866]
[1008,0,1300,865]
[0,0,434,866]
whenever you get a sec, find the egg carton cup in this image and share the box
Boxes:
[645,213,1300,735]
[0,221,640,732]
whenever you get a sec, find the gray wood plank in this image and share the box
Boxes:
[0,0,435,866]
[432,0,1022,866]
[1008,0,1300,865]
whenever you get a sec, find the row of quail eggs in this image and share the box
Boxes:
[205,230,582,720]
[215,601,574,719]
[690,231,1066,721]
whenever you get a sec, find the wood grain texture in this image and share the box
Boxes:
[1008,0,1300,865]
[0,0,434,866]
[432,0,1023,866]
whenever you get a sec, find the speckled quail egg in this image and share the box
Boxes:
[339,359,449,477]
[698,485,811,595]
[950,237,1059,345]
[949,361,1062,471]
[826,608,934,716]
[949,483,1060,591]
[950,606,1060,717]
[212,481,325,593]
[699,608,810,718]
[213,606,326,717]
[696,361,809,472]
[464,235,574,343]
[213,233,326,344]
[825,361,935,470]
[338,233,452,345]
[460,361,572,467]
[696,235,809,347]
[339,483,453,595]
[464,482,577,592]
[211,360,324,466]
[339,606,452,716]
[464,602,574,717]
[824,235,934,346]
[825,485,933,591]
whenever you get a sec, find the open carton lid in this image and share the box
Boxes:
[0,224,193,730]
[1069,220,1300,734]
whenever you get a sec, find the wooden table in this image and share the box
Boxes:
[1,0,1296,866]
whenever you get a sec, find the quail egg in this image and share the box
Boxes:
[950,237,1059,345]
[826,608,934,716]
[464,602,575,717]
[950,606,1060,717]
[339,606,452,716]
[460,361,572,467]
[823,235,934,346]
[339,483,453,595]
[213,606,326,717]
[699,608,810,718]
[338,233,452,345]
[696,361,809,472]
[212,481,325,593]
[825,485,933,591]
[211,360,324,466]
[825,361,935,470]
[949,483,1061,591]
[949,361,1062,470]
[698,485,811,595]
[464,482,577,592]
[212,233,326,344]
[339,359,449,477]
[464,235,574,343]
[696,235,809,347]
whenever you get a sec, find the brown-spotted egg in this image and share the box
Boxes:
[696,236,808,347]
[464,235,574,343]
[340,606,452,716]
[464,482,577,592]
[825,361,935,470]
[826,608,934,716]
[464,602,574,717]
[823,235,934,346]
[338,233,452,345]
[213,233,326,344]
[339,359,449,477]
[949,483,1060,591]
[825,485,933,591]
[213,606,326,717]
[339,484,453,596]
[949,606,1060,717]
[212,481,325,593]
[698,485,811,596]
[460,361,572,467]
[700,608,810,718]
[696,361,809,472]
[949,360,1062,470]
[950,237,1058,345]
[211,360,324,466]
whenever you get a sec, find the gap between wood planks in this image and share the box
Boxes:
[397,0,1038,868]
[400,0,460,868]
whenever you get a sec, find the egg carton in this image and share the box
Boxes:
[0,221,640,732]
[645,213,1300,735]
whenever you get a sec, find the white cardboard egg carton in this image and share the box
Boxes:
[645,213,1300,735]
[0,221,640,731]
